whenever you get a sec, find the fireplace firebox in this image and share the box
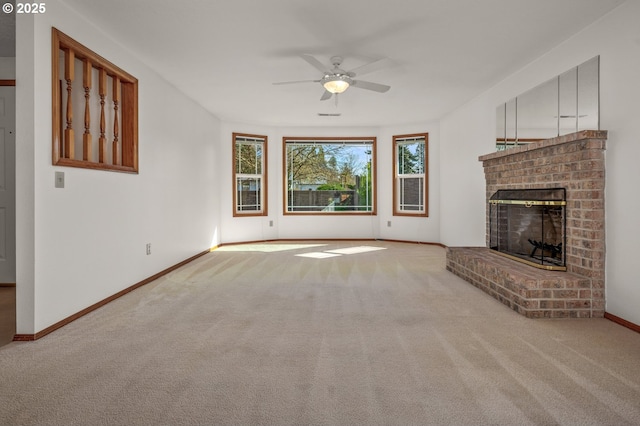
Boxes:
[489,188,566,271]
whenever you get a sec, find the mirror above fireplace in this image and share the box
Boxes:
[496,56,599,151]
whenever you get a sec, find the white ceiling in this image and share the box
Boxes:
[57,0,624,127]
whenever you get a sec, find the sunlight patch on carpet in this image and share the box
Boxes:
[216,243,328,253]
[295,246,388,259]
[295,252,342,259]
[325,246,387,255]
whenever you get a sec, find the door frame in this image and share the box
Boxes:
[0,80,16,286]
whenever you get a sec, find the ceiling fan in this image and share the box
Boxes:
[273,55,391,101]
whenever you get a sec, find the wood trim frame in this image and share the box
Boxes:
[604,312,640,334]
[495,138,545,143]
[0,84,16,288]
[215,238,446,249]
[232,132,268,217]
[282,136,377,216]
[13,249,210,341]
[393,133,429,218]
[52,28,139,173]
[380,238,446,248]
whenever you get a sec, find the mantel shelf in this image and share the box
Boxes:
[479,130,607,163]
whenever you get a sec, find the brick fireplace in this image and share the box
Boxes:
[446,130,607,318]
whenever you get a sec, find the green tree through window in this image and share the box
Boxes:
[284,137,376,214]
[394,133,428,216]
[233,133,267,216]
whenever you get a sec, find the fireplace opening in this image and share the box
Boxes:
[489,188,566,271]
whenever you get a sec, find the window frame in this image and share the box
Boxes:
[393,133,428,217]
[233,132,268,217]
[283,136,377,216]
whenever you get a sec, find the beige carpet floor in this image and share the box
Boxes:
[0,241,639,425]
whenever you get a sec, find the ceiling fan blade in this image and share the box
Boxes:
[351,80,391,93]
[347,57,389,77]
[273,79,320,85]
[320,90,333,101]
[301,54,331,74]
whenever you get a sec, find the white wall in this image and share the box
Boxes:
[377,123,440,243]
[220,122,441,244]
[219,121,278,243]
[16,1,221,334]
[440,97,494,248]
[440,0,640,325]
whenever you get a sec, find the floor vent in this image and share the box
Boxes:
[317,113,341,117]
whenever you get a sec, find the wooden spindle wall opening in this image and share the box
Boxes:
[52,28,138,174]
[83,58,92,161]
[112,76,120,166]
[99,69,107,163]
[64,48,74,160]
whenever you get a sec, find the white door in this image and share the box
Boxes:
[0,86,16,283]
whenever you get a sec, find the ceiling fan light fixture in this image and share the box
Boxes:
[322,75,352,94]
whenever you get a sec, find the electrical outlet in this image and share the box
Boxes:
[269,220,274,227]
[146,243,151,255]
[387,221,392,227]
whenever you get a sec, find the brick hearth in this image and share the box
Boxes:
[447,247,592,318]
[446,130,607,318]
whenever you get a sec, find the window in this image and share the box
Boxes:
[233,133,267,216]
[393,133,428,216]
[52,28,138,173]
[284,137,376,214]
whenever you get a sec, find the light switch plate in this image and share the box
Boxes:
[55,171,65,188]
